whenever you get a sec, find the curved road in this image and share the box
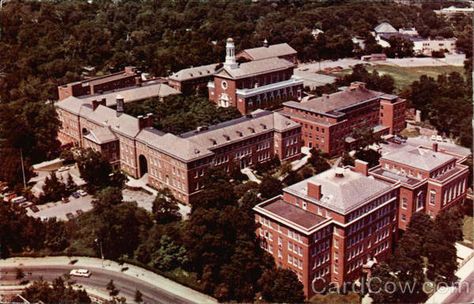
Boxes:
[1,265,190,304]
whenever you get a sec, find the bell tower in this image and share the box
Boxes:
[224,38,238,69]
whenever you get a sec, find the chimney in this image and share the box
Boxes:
[124,66,137,75]
[307,182,322,200]
[116,94,124,114]
[92,100,100,110]
[100,98,107,106]
[146,113,154,128]
[354,159,369,176]
[433,142,438,152]
[135,76,142,87]
[335,167,345,178]
[90,84,95,95]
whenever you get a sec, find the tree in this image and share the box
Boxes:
[259,176,282,200]
[22,277,91,303]
[106,279,119,297]
[134,289,143,303]
[92,187,123,212]
[384,36,414,58]
[368,263,400,304]
[258,268,305,303]
[76,149,125,193]
[40,171,66,203]
[308,148,331,173]
[151,188,181,224]
[151,235,188,271]
[65,173,77,195]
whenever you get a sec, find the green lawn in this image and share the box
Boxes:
[333,64,464,92]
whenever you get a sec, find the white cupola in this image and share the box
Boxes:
[224,38,238,69]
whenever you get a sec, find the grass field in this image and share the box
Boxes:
[334,64,464,92]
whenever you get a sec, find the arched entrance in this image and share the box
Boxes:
[139,155,148,177]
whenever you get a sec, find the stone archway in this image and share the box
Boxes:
[139,154,148,177]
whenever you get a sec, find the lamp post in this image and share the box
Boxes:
[95,238,104,267]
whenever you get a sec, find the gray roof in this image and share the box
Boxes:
[283,86,385,117]
[215,57,294,79]
[84,126,117,144]
[240,43,297,61]
[181,109,299,150]
[84,105,141,138]
[374,22,397,33]
[285,167,393,214]
[169,63,220,81]
[381,146,455,172]
[136,128,213,162]
[79,82,179,106]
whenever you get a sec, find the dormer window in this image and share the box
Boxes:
[248,127,255,133]
[223,134,230,141]
[210,138,217,145]
[260,123,267,129]
[236,131,243,137]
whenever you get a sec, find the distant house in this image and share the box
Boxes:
[434,6,474,17]
[373,22,457,56]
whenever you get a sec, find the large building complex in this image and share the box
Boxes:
[56,91,302,203]
[208,38,303,114]
[254,162,399,297]
[282,82,406,156]
[370,143,469,230]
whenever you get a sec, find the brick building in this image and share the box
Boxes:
[58,67,141,100]
[282,82,406,156]
[254,162,399,298]
[168,63,220,95]
[236,41,298,64]
[208,38,303,114]
[56,91,302,203]
[370,143,469,230]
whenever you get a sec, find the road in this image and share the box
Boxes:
[443,272,474,304]
[0,265,191,304]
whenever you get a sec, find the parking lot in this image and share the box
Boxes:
[27,194,93,221]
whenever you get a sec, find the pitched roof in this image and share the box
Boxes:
[84,105,140,138]
[79,82,179,106]
[374,22,397,33]
[169,63,220,81]
[285,167,393,214]
[180,110,299,150]
[136,128,213,162]
[215,57,294,79]
[83,126,117,144]
[381,146,455,172]
[283,86,385,117]
[240,43,297,61]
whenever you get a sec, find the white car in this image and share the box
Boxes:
[436,135,443,142]
[69,269,91,277]
[430,135,437,141]
[77,189,87,197]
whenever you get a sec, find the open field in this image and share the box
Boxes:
[333,64,465,92]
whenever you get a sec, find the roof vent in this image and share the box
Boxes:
[194,149,200,154]
[260,123,267,129]
[236,131,243,137]
[335,167,344,178]
[223,134,230,141]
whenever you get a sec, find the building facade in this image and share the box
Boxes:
[208,38,303,114]
[370,143,469,230]
[56,92,302,204]
[254,162,399,298]
[168,63,220,95]
[282,82,406,156]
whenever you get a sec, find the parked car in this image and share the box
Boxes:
[66,213,75,220]
[29,205,39,213]
[431,135,437,141]
[71,192,80,199]
[62,197,70,204]
[77,189,87,197]
[436,135,443,142]
[69,269,91,278]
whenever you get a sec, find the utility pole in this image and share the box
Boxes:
[20,148,26,189]
[95,238,104,267]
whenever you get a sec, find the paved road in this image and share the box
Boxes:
[443,272,474,304]
[0,265,191,304]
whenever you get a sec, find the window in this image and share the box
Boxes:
[429,190,436,205]
[401,214,406,222]
[401,198,408,209]
[416,191,424,210]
